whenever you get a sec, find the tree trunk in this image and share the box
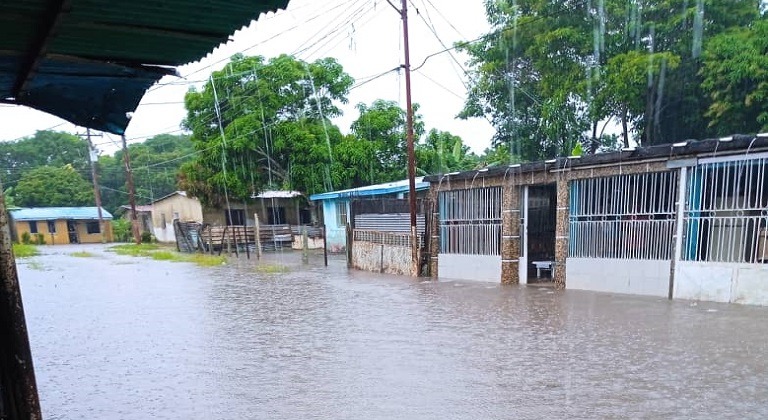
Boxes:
[622,107,630,148]
[644,84,656,146]
[590,120,599,154]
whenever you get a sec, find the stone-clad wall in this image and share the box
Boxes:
[428,160,669,289]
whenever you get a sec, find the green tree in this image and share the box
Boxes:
[98,134,194,213]
[415,129,479,175]
[701,17,768,135]
[180,54,354,205]
[461,0,760,161]
[349,100,425,183]
[0,130,89,178]
[14,166,94,207]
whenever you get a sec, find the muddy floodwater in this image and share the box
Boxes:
[16,245,768,419]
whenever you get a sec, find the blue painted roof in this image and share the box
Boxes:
[10,207,113,221]
[310,177,430,201]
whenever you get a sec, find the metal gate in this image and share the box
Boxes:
[438,187,502,282]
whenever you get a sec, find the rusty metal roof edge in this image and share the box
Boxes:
[423,135,768,183]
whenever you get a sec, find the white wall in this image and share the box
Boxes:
[674,261,768,306]
[438,254,501,283]
[566,258,671,297]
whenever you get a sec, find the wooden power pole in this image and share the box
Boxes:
[121,134,141,244]
[84,129,106,243]
[398,0,419,276]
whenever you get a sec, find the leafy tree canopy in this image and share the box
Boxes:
[701,16,768,135]
[14,165,93,207]
[180,54,354,205]
[461,0,761,162]
[416,129,479,175]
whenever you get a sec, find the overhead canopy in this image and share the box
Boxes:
[0,0,289,134]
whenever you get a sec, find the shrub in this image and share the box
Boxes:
[35,233,46,245]
[21,232,31,245]
[141,231,153,244]
[112,218,132,242]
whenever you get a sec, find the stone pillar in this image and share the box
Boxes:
[554,177,570,289]
[501,184,521,284]
[429,188,440,278]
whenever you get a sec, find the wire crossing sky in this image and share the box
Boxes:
[0,0,495,155]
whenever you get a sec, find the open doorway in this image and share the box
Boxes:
[521,185,557,283]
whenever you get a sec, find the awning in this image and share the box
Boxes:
[0,0,290,134]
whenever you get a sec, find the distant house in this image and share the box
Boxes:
[253,190,314,225]
[202,191,314,227]
[121,191,203,243]
[309,178,430,252]
[10,207,113,244]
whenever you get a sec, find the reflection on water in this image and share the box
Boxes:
[17,245,768,419]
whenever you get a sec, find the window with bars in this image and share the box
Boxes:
[569,171,678,260]
[683,156,768,264]
[438,187,502,255]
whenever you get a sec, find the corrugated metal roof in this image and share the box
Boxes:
[254,190,303,199]
[0,0,290,134]
[10,207,113,221]
[309,178,430,201]
[423,134,768,183]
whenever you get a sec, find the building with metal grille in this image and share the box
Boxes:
[424,134,768,306]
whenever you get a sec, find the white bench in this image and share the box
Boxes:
[532,261,555,279]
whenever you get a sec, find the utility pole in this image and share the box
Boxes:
[122,134,141,244]
[0,176,42,419]
[398,0,419,276]
[84,129,106,243]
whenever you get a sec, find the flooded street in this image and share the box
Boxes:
[16,245,768,419]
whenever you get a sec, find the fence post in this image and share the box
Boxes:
[322,224,328,267]
[301,226,309,264]
[254,215,262,260]
[346,225,353,268]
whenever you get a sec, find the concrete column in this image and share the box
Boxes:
[501,184,521,284]
[429,189,440,278]
[554,177,570,289]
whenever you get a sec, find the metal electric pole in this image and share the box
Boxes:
[84,129,106,243]
[400,0,419,276]
[121,134,141,244]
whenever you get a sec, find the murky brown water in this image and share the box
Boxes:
[16,245,768,419]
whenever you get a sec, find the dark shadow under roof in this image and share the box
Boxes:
[0,0,289,134]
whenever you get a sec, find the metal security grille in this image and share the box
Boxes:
[569,171,678,260]
[439,187,502,255]
[354,214,426,234]
[683,156,768,263]
[353,230,423,248]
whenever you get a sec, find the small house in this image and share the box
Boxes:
[121,191,203,243]
[10,207,113,244]
[201,191,314,227]
[310,178,430,252]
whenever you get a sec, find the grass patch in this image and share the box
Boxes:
[186,253,227,267]
[13,243,38,258]
[150,251,178,261]
[110,243,227,267]
[69,251,95,258]
[109,243,161,257]
[254,263,290,274]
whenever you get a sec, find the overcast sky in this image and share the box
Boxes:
[0,0,496,154]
